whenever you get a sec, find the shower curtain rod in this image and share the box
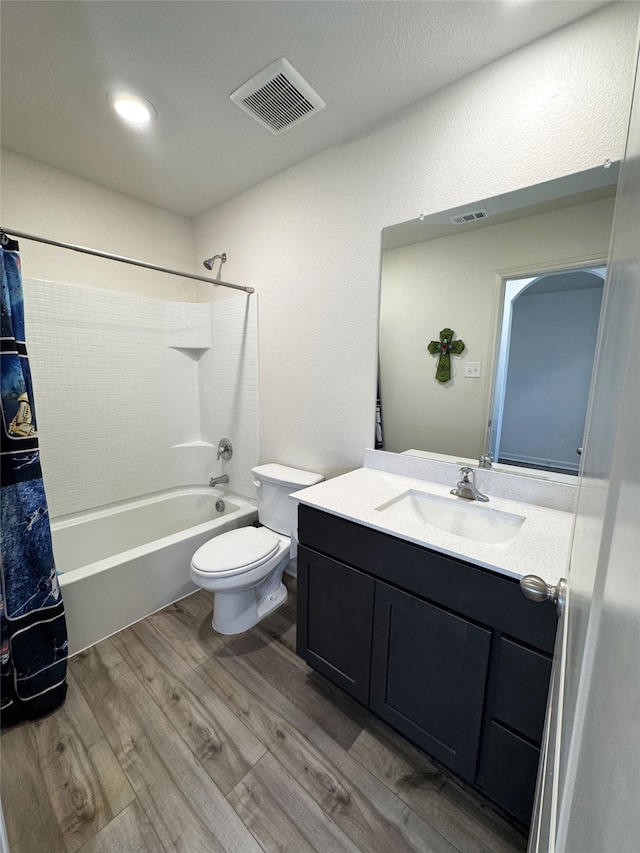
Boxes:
[0,226,255,294]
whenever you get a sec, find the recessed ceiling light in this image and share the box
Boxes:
[107,91,156,125]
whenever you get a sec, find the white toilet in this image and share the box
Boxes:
[190,463,323,634]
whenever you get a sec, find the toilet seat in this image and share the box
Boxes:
[191,527,281,577]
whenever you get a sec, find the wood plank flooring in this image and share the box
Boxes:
[1,577,528,853]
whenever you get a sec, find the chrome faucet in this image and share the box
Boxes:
[209,474,229,487]
[451,467,489,502]
[478,452,493,469]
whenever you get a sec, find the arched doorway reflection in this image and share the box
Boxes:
[489,266,606,474]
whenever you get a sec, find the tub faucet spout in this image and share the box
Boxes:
[209,475,229,487]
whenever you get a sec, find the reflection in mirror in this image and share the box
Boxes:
[378,165,619,480]
[489,265,605,474]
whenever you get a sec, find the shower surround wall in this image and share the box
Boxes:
[23,279,258,518]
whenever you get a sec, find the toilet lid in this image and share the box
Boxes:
[192,527,280,574]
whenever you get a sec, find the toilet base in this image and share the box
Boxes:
[212,580,288,635]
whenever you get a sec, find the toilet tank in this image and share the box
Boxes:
[252,464,323,535]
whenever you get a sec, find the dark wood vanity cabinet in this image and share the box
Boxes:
[296,504,557,828]
[299,549,375,704]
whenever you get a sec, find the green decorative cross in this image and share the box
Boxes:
[427,328,465,383]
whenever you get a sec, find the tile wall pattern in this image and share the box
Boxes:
[204,296,259,499]
[23,279,258,517]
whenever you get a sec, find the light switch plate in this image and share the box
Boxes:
[465,361,481,378]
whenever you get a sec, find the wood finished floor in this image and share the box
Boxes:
[1,577,528,853]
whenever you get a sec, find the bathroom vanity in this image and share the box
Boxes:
[294,453,575,828]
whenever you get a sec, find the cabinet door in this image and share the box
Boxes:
[371,583,491,782]
[296,546,375,704]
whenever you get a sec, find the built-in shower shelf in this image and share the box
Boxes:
[172,441,215,449]
[167,345,210,360]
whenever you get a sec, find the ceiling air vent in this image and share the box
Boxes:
[449,209,490,225]
[230,58,326,135]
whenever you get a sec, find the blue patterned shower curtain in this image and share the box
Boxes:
[1,238,67,726]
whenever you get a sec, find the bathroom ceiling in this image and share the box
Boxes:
[0,0,614,218]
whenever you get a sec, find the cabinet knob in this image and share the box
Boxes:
[520,575,567,616]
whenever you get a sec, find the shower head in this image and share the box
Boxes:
[203,252,227,271]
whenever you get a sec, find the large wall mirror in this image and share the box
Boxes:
[377,164,619,480]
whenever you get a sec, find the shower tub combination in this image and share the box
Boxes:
[53,487,257,655]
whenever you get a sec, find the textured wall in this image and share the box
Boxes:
[193,3,638,479]
[1,149,197,300]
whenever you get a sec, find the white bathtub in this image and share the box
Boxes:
[52,488,257,655]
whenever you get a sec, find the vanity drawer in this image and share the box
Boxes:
[492,637,552,745]
[298,504,558,653]
[479,721,541,826]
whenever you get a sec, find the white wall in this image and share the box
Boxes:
[1,149,197,300]
[379,197,614,459]
[193,3,638,479]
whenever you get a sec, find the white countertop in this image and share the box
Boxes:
[293,466,574,586]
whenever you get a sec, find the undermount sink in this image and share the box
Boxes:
[374,489,526,545]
